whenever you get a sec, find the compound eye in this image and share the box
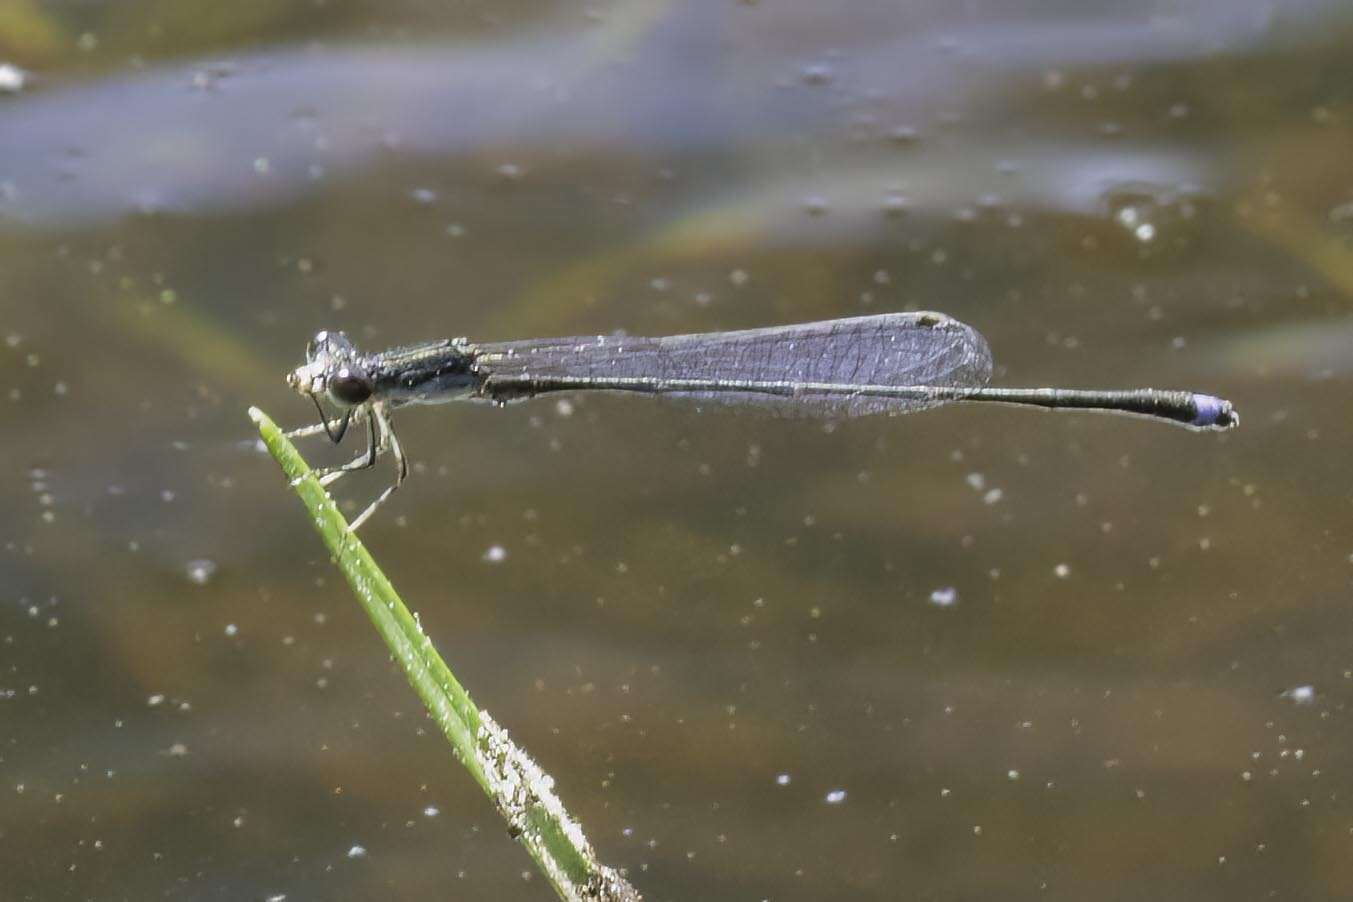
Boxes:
[327,367,372,406]
[305,331,330,362]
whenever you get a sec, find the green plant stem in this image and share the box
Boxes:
[250,407,640,902]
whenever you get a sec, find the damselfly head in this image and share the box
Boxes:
[287,330,374,408]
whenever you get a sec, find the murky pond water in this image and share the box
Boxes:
[3,2,1352,899]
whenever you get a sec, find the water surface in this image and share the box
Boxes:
[3,2,1352,899]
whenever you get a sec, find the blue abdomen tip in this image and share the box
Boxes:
[1191,394,1238,429]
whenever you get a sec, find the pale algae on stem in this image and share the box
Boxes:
[250,407,640,902]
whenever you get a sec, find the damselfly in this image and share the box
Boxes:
[285,312,1238,529]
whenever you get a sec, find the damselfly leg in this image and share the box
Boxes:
[347,405,408,532]
[283,421,336,440]
[285,400,409,531]
[316,407,379,487]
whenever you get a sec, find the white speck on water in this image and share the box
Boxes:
[883,192,911,216]
[889,125,919,144]
[1282,685,1315,705]
[554,399,574,417]
[265,896,287,902]
[147,694,165,707]
[482,545,507,564]
[347,844,367,858]
[775,773,792,786]
[423,806,440,817]
[983,488,1004,505]
[965,472,985,490]
[824,789,847,804]
[729,269,750,287]
[800,63,833,85]
[410,187,438,204]
[1007,769,1021,781]
[185,559,217,585]
[253,157,271,175]
[1115,205,1159,243]
[929,586,958,608]
[1053,563,1071,579]
[0,63,27,94]
[224,623,238,637]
